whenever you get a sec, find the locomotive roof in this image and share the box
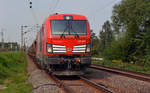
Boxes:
[47,14,88,20]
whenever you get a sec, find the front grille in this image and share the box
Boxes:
[52,45,66,53]
[73,45,86,53]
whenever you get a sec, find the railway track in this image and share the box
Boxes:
[28,55,149,93]
[90,64,150,83]
[49,74,75,93]
[30,56,114,93]
[79,76,114,93]
[49,75,114,93]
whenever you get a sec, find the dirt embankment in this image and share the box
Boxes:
[27,56,64,93]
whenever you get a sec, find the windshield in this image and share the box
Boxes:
[51,20,87,35]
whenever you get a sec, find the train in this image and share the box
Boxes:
[28,13,91,76]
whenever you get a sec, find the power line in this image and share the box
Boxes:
[30,9,39,24]
[52,0,60,12]
[49,0,60,15]
[48,0,54,12]
[88,0,121,26]
[24,24,40,46]
[90,0,120,16]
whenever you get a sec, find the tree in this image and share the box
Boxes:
[99,20,113,52]
[91,30,97,40]
[90,30,99,56]
[106,0,150,64]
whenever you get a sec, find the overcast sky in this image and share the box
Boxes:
[0,0,121,45]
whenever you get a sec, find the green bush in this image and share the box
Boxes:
[102,37,131,61]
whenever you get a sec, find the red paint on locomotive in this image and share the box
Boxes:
[31,14,91,75]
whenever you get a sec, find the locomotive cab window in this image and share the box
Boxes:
[51,20,87,35]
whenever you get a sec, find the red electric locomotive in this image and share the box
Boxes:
[32,13,91,75]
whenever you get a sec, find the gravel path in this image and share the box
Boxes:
[85,68,150,93]
[27,56,64,93]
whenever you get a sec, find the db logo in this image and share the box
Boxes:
[67,48,72,51]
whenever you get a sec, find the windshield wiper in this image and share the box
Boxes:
[60,21,70,38]
[60,20,79,39]
[70,21,79,39]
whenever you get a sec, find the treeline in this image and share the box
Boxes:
[92,0,150,67]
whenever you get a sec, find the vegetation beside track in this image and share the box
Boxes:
[0,52,32,93]
[91,0,150,74]
[92,60,150,74]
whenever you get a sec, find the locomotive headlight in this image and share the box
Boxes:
[73,44,90,53]
[64,16,73,20]
[47,44,52,53]
[86,44,91,53]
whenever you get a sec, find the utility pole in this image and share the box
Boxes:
[21,24,39,52]
[21,25,28,52]
[21,26,23,51]
[24,38,26,52]
[1,29,4,49]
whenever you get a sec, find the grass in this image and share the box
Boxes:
[92,60,150,74]
[0,52,32,93]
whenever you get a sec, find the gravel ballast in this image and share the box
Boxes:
[85,68,150,93]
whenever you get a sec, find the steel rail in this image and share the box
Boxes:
[79,76,115,93]
[50,75,75,93]
[90,64,150,83]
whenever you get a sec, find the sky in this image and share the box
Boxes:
[0,0,121,46]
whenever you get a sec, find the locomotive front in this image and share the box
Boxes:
[40,14,91,75]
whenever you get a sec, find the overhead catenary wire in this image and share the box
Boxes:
[46,0,53,16]
[30,9,39,24]
[49,0,60,15]
[22,0,40,47]
[23,25,40,46]
[88,0,121,31]
[48,0,54,13]
[90,0,120,16]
